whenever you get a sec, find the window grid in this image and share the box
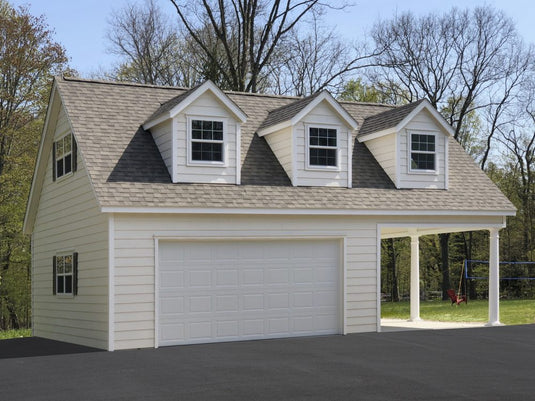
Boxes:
[309,127,337,167]
[410,133,436,171]
[191,119,224,162]
[55,134,73,179]
[56,254,73,295]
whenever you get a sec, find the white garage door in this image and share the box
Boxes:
[158,239,341,346]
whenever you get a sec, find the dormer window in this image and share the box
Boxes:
[410,133,436,171]
[189,118,225,164]
[308,127,338,168]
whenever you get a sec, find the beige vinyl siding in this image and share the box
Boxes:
[150,119,173,178]
[112,214,379,350]
[296,101,349,187]
[399,109,447,189]
[174,91,237,184]
[364,133,397,186]
[32,105,109,350]
[264,127,293,183]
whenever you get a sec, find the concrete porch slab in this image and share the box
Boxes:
[381,318,487,332]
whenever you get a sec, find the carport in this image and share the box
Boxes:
[378,220,505,327]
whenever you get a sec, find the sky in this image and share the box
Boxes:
[9,0,535,77]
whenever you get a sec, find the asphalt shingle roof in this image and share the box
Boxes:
[258,91,322,130]
[55,76,515,214]
[359,99,425,136]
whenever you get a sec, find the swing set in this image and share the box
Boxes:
[447,259,535,305]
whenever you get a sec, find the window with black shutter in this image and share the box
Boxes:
[53,252,78,296]
[53,134,77,180]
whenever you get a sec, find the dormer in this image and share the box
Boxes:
[257,91,358,187]
[358,99,454,190]
[143,80,247,184]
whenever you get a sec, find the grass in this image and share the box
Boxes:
[381,299,535,325]
[0,300,532,339]
[0,328,31,340]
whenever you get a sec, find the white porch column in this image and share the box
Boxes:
[410,234,421,321]
[487,228,501,326]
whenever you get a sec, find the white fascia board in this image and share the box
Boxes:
[143,113,170,131]
[397,100,455,137]
[101,206,516,217]
[23,82,59,234]
[169,81,247,123]
[291,92,359,131]
[357,127,397,142]
[257,120,292,137]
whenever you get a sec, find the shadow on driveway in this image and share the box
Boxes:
[0,337,102,359]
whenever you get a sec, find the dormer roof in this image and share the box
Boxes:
[143,80,248,129]
[358,99,455,141]
[257,91,358,136]
[23,76,515,235]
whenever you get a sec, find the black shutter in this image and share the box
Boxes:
[73,252,78,296]
[52,141,57,182]
[72,134,78,172]
[52,256,57,295]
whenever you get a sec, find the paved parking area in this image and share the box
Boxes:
[1,325,534,401]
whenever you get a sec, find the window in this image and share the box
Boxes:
[190,119,224,162]
[410,133,436,171]
[308,127,337,167]
[53,253,78,296]
[53,134,76,180]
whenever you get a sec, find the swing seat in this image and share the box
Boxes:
[447,289,467,305]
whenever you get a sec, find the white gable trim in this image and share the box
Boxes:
[143,80,247,130]
[100,206,515,217]
[358,100,455,143]
[23,82,59,234]
[292,92,358,130]
[258,91,358,137]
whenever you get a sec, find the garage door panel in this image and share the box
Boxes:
[241,269,264,285]
[216,270,239,286]
[158,239,340,346]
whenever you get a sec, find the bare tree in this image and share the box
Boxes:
[268,15,380,96]
[169,0,351,92]
[370,7,525,145]
[107,0,198,86]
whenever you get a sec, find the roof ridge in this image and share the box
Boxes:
[60,75,190,91]
[60,75,302,101]
[338,100,396,108]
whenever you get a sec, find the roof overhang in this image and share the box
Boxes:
[143,80,248,130]
[100,206,516,217]
[358,99,455,142]
[257,91,359,137]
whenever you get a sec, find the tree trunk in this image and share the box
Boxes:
[387,238,400,302]
[439,233,451,300]
[6,301,19,330]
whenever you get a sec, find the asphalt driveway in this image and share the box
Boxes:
[1,325,534,401]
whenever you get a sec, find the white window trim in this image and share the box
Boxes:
[305,124,341,171]
[407,130,439,175]
[186,115,228,167]
[55,251,74,297]
[55,133,74,181]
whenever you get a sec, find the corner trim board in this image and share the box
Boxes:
[108,214,115,351]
